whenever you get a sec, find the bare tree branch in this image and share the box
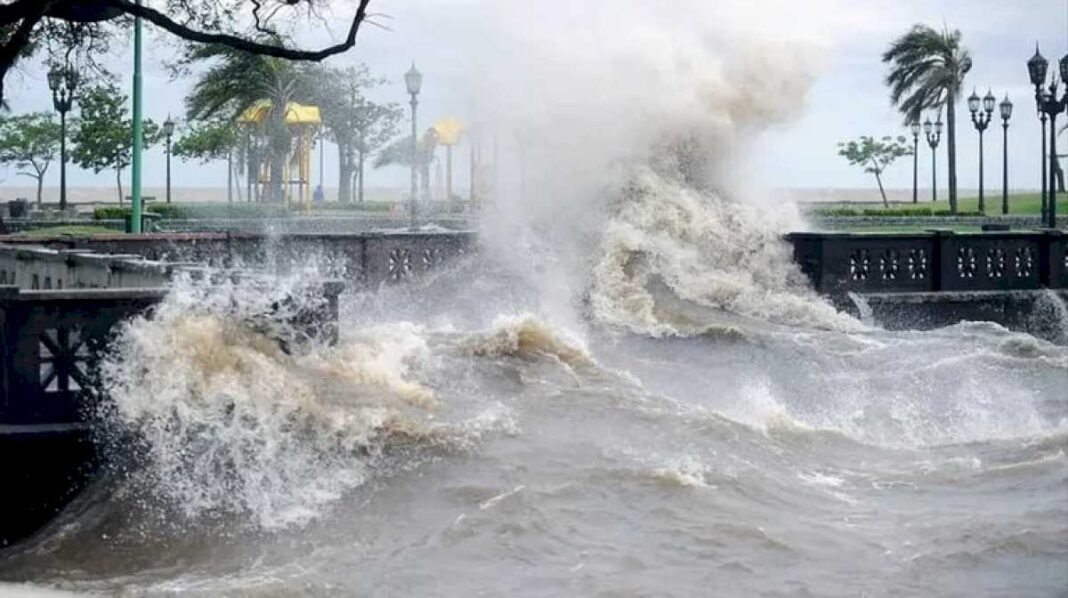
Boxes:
[105,0,373,62]
[0,0,54,100]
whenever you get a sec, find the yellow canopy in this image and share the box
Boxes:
[433,116,464,146]
[239,100,322,125]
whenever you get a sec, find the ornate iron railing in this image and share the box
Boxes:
[786,230,1066,295]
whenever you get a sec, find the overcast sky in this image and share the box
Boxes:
[4,0,1066,196]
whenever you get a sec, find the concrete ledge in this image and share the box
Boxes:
[847,289,1068,341]
[805,215,1068,229]
[0,287,169,302]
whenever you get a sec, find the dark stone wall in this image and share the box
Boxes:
[787,231,1068,341]
[0,426,96,547]
[786,230,1067,295]
[0,232,472,546]
[848,290,1068,343]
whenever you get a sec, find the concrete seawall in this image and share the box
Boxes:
[0,231,475,546]
[786,230,1068,340]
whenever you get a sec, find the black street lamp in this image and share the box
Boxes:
[404,62,423,230]
[999,94,1013,215]
[910,120,920,204]
[163,116,175,204]
[924,114,943,202]
[968,88,996,214]
[1028,44,1068,229]
[1029,46,1049,222]
[47,65,79,212]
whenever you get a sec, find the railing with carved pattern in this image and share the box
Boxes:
[786,230,1066,295]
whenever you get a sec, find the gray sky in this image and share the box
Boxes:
[4,0,1067,196]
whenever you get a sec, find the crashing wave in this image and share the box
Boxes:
[587,145,862,337]
[465,314,592,367]
[97,292,508,530]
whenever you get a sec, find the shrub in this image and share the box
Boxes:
[860,207,934,217]
[933,209,982,217]
[813,207,871,217]
[146,203,186,218]
[814,206,985,218]
[92,206,129,220]
[312,201,395,213]
[95,204,187,220]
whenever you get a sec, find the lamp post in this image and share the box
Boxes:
[924,115,943,202]
[999,95,1013,215]
[404,63,423,230]
[130,0,144,233]
[1040,108,1048,221]
[910,120,920,204]
[1028,45,1068,229]
[968,89,996,214]
[47,65,78,212]
[163,116,175,204]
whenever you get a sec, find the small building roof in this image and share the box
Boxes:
[239,100,322,125]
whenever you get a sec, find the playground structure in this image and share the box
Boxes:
[239,101,321,207]
[433,117,463,201]
[430,116,493,204]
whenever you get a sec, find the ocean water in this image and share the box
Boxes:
[0,147,1065,597]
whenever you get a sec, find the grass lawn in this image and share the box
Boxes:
[836,225,988,233]
[17,225,119,236]
[952,192,1067,215]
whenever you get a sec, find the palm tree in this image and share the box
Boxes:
[375,129,439,199]
[883,25,971,213]
[185,44,307,202]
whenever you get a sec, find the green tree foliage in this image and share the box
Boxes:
[0,0,373,105]
[304,64,402,202]
[184,44,306,202]
[883,25,971,214]
[172,118,243,201]
[184,50,401,204]
[0,112,61,206]
[172,119,238,164]
[837,136,913,207]
[70,82,161,203]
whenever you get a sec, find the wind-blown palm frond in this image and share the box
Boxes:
[184,41,312,202]
[373,135,413,169]
[883,24,970,212]
[184,42,300,122]
[883,25,970,124]
[373,130,438,169]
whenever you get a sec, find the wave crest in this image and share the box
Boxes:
[466,314,592,367]
[588,154,862,337]
[98,303,496,529]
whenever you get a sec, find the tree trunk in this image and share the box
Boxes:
[116,169,124,204]
[337,142,354,203]
[270,151,285,203]
[247,143,255,203]
[33,163,46,207]
[946,97,958,214]
[338,163,354,203]
[227,150,233,203]
[873,170,888,207]
[232,158,244,202]
[357,150,365,203]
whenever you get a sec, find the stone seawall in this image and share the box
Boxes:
[786,230,1067,341]
[0,231,477,546]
